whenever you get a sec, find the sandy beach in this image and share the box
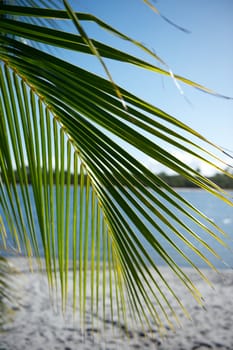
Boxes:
[1,258,233,350]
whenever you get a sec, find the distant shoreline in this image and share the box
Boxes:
[2,170,233,189]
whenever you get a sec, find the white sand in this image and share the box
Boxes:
[1,258,233,350]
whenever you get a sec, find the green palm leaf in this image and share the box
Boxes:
[0,1,232,330]
[1,5,232,100]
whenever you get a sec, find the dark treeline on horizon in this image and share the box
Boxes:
[157,171,233,189]
[3,169,233,189]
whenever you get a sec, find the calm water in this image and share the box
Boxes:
[148,189,233,268]
[1,187,233,268]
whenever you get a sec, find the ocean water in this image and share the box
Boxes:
[146,189,233,268]
[1,186,233,268]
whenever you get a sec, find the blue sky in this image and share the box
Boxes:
[66,0,233,175]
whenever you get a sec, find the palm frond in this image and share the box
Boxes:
[0,65,118,319]
[0,2,233,330]
[0,4,232,100]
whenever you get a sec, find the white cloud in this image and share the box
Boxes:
[144,150,221,176]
